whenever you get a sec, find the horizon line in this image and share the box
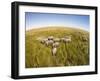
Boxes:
[26,25,89,32]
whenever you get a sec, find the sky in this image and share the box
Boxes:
[25,12,90,31]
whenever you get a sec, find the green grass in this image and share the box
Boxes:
[25,27,89,68]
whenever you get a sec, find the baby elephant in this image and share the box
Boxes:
[52,42,59,56]
[52,47,57,56]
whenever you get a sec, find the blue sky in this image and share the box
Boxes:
[25,12,89,31]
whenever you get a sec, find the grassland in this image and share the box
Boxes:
[25,27,89,68]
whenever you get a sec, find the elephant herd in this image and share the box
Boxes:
[37,36,71,56]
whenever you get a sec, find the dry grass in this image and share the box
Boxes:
[25,27,89,68]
